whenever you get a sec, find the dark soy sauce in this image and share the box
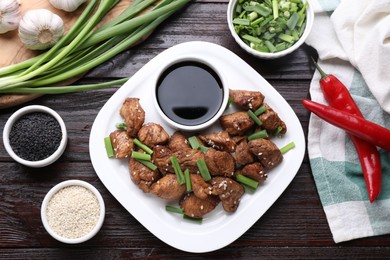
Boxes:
[156,61,224,126]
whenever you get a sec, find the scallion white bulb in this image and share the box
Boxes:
[49,0,88,12]
[0,0,21,34]
[18,9,64,50]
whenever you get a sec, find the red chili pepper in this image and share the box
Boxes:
[302,99,390,151]
[312,60,382,202]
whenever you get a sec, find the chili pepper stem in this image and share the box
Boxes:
[311,57,328,79]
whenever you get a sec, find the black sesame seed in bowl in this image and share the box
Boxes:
[3,105,67,168]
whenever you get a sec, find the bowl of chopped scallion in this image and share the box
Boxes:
[227,0,314,59]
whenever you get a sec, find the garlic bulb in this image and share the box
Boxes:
[0,0,21,34]
[18,9,64,50]
[49,0,88,12]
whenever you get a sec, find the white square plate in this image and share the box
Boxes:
[89,41,305,253]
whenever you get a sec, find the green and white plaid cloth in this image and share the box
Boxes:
[305,0,390,243]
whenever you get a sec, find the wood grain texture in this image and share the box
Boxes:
[1,0,390,258]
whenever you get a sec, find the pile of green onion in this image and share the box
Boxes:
[232,0,308,53]
[0,0,190,94]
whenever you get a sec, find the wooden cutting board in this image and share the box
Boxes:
[0,0,136,109]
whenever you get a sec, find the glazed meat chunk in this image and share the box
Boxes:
[174,148,205,174]
[180,193,220,218]
[219,111,254,136]
[109,130,134,159]
[198,131,236,153]
[229,89,264,110]
[258,104,287,135]
[238,162,267,183]
[137,123,169,148]
[150,174,186,200]
[210,177,244,213]
[129,156,161,193]
[152,145,173,175]
[190,174,212,200]
[248,138,283,170]
[204,148,235,177]
[234,139,255,165]
[168,131,191,152]
[120,98,145,137]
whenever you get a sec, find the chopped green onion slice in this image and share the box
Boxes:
[199,145,209,153]
[135,159,158,171]
[184,169,192,192]
[273,125,283,136]
[248,129,269,140]
[254,105,267,116]
[188,136,200,150]
[280,141,296,154]
[131,151,151,161]
[133,138,153,155]
[115,122,127,130]
[241,183,257,193]
[165,205,184,214]
[170,156,185,185]
[286,12,299,30]
[196,159,211,181]
[233,18,250,26]
[236,174,259,189]
[272,0,279,19]
[104,136,115,158]
[183,214,203,223]
[242,34,263,44]
[247,109,263,126]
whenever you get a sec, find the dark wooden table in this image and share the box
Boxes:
[1,1,390,259]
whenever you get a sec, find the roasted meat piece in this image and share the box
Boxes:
[238,162,267,183]
[152,145,173,175]
[137,122,169,148]
[120,98,145,137]
[109,130,134,159]
[258,104,287,135]
[219,111,254,136]
[168,131,190,152]
[174,148,205,174]
[210,177,244,213]
[190,174,212,200]
[198,131,236,153]
[229,89,265,110]
[248,138,283,170]
[234,139,255,165]
[180,193,220,218]
[150,174,186,200]
[204,148,235,177]
[129,156,161,193]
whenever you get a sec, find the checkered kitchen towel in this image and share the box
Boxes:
[304,0,390,243]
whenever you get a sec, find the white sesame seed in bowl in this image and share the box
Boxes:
[41,180,105,244]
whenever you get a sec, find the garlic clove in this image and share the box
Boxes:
[18,9,64,50]
[0,0,21,34]
[49,0,88,12]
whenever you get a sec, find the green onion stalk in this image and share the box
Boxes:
[0,0,191,94]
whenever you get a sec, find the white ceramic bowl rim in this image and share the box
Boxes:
[41,180,105,244]
[227,0,314,59]
[2,105,67,167]
[152,56,229,131]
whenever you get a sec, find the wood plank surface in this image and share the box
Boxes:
[1,0,390,258]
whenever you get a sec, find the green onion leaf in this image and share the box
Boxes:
[115,122,127,130]
[183,214,203,223]
[247,109,263,126]
[248,129,269,140]
[236,174,259,189]
[165,205,184,214]
[133,138,153,155]
[188,136,200,150]
[131,151,151,161]
[135,159,158,171]
[104,136,115,158]
[280,141,296,154]
[254,105,267,116]
[197,159,211,181]
[184,169,192,192]
[170,156,185,185]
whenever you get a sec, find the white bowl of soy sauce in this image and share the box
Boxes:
[3,105,67,168]
[153,58,229,131]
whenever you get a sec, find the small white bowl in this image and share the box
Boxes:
[3,105,67,168]
[227,0,314,59]
[41,180,105,244]
[153,57,229,132]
